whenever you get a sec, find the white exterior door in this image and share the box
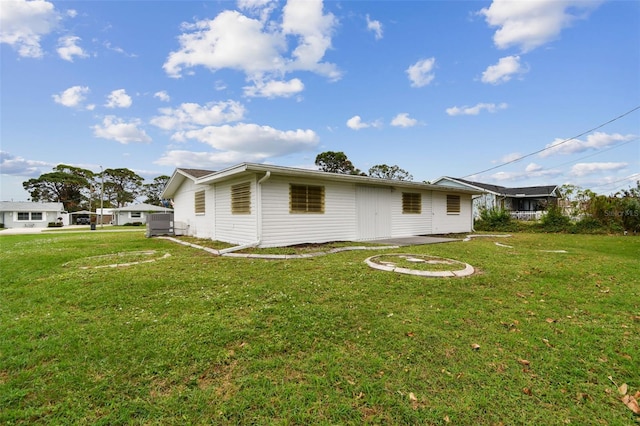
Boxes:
[356,186,392,240]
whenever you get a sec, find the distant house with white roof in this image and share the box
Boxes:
[0,201,66,229]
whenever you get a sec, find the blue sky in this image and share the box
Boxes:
[1,0,639,202]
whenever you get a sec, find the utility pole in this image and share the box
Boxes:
[100,166,105,229]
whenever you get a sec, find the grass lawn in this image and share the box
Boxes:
[0,231,638,425]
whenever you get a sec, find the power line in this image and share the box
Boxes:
[462,105,640,179]
[589,173,640,191]
[548,137,639,170]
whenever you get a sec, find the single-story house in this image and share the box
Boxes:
[0,201,66,229]
[432,177,559,220]
[110,203,173,225]
[161,163,480,248]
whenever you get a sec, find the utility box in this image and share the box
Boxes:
[146,213,174,237]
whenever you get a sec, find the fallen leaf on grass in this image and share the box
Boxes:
[545,318,556,323]
[619,383,628,395]
[406,332,415,338]
[444,415,450,423]
[523,387,532,396]
[409,392,417,402]
[471,343,480,351]
[542,338,552,348]
[622,394,640,415]
[518,359,530,366]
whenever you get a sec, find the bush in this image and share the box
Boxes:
[474,208,514,231]
[538,206,572,232]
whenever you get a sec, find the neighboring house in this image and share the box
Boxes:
[0,201,66,229]
[432,177,559,220]
[111,203,173,225]
[162,163,480,248]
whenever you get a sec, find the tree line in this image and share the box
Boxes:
[23,153,415,213]
[22,164,169,212]
[315,151,414,181]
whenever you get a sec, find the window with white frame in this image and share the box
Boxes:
[17,212,44,221]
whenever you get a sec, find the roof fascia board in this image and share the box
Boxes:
[196,163,480,194]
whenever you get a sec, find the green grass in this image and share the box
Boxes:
[1,232,638,425]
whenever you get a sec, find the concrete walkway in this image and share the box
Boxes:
[369,236,460,246]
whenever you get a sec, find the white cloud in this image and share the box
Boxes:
[52,85,90,108]
[481,55,526,84]
[243,78,304,98]
[499,152,523,163]
[0,151,50,176]
[150,100,245,131]
[479,0,603,53]
[406,57,436,88]
[155,150,258,168]
[570,162,628,177]
[92,116,151,144]
[390,113,417,128]
[540,132,637,158]
[105,89,132,109]
[366,14,383,40]
[154,91,170,102]
[66,9,77,18]
[490,163,561,181]
[446,102,508,116]
[0,0,60,58]
[166,123,318,163]
[346,115,381,130]
[164,1,340,84]
[56,35,88,62]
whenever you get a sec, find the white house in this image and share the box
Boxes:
[110,203,173,225]
[0,201,66,229]
[432,177,559,220]
[161,163,480,248]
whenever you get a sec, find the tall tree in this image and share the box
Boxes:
[368,164,413,181]
[102,168,144,207]
[142,175,171,206]
[315,151,362,175]
[22,164,94,211]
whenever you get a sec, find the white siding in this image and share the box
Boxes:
[390,189,433,237]
[172,179,215,239]
[214,177,257,245]
[431,192,473,234]
[259,176,357,247]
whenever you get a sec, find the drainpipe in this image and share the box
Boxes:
[255,171,271,246]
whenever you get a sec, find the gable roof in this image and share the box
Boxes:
[0,201,65,212]
[177,168,216,178]
[433,177,557,198]
[163,162,482,199]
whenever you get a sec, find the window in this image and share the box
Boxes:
[290,184,324,213]
[130,212,142,219]
[17,212,43,221]
[195,190,206,214]
[402,192,421,214]
[231,182,251,214]
[447,195,461,214]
